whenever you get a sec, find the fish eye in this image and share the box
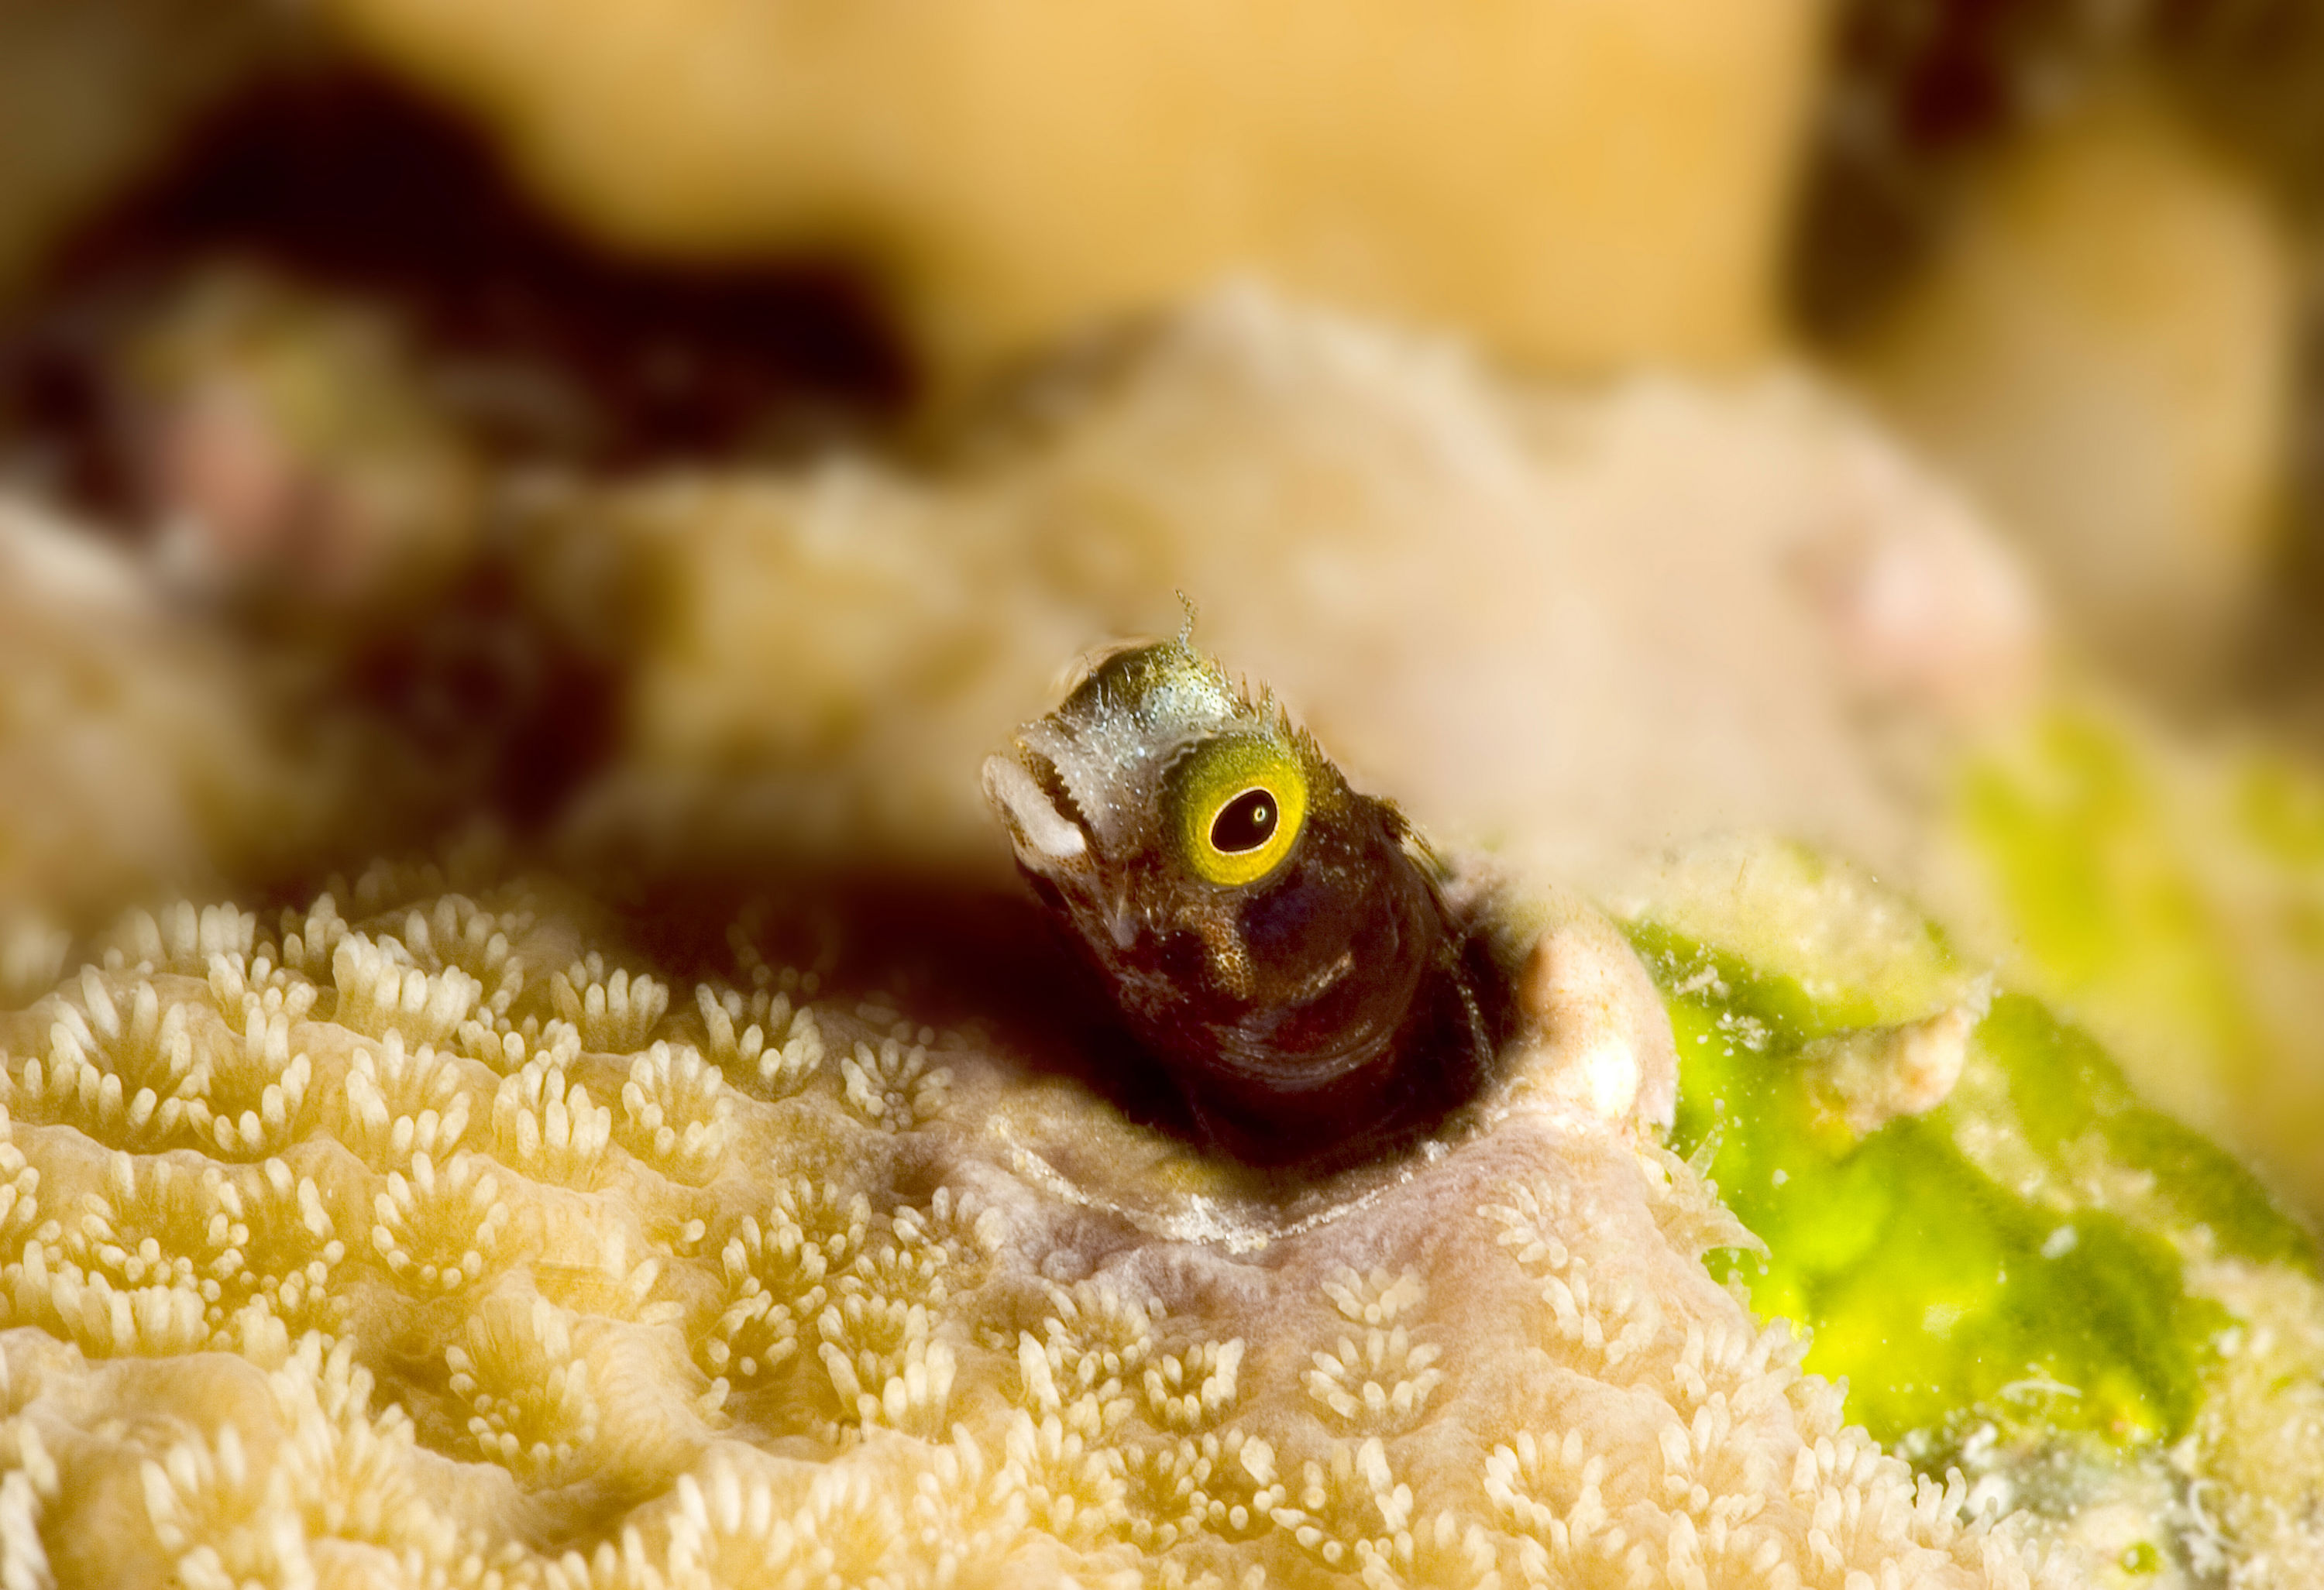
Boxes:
[1170,736,1308,887]
[1210,788,1277,853]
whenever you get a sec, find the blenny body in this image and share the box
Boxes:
[983,637,1513,1165]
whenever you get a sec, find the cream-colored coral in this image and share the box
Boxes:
[1000,1406,1129,1548]
[1122,1428,1281,1552]
[332,932,483,1046]
[816,1293,957,1439]
[556,956,670,1054]
[0,1118,38,1261]
[1484,1183,1664,1371]
[370,1149,510,1293]
[324,0,1815,383]
[140,1417,311,1590]
[458,1015,582,1078]
[656,1452,896,1588]
[447,1295,600,1479]
[617,1042,730,1183]
[222,1158,346,1340]
[1147,1338,1246,1434]
[99,902,260,978]
[389,895,530,1025]
[838,1038,950,1134]
[0,875,2240,1586]
[190,1004,313,1159]
[697,1179,868,1396]
[0,501,319,929]
[693,984,823,1098]
[205,946,318,1029]
[582,289,2040,908]
[12,970,209,1152]
[342,1031,473,1170]
[277,893,349,981]
[491,1053,610,1187]
[12,1152,234,1357]
[0,1417,58,1590]
[534,1227,672,1327]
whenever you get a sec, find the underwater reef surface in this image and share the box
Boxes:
[0,853,2316,1587]
[313,0,1816,383]
[1619,836,2324,1588]
[559,290,2324,1224]
[3,289,2324,1585]
[0,861,2088,1587]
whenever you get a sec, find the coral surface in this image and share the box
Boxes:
[1619,836,2324,1586]
[0,502,315,953]
[561,288,2324,1225]
[321,0,1816,380]
[576,287,2040,899]
[0,864,2076,1588]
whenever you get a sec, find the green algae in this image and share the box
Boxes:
[1628,901,2313,1465]
[1961,711,2267,1110]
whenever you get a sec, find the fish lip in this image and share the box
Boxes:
[982,743,1092,871]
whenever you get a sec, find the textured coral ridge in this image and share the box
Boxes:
[0,867,2052,1588]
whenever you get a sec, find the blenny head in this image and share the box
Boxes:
[984,637,1502,1164]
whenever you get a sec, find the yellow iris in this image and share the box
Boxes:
[1170,735,1308,886]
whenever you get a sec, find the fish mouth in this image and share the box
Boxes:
[985,741,1147,948]
[982,747,1090,870]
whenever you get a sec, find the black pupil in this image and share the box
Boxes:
[1210,788,1279,853]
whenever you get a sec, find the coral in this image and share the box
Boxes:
[696,1179,868,1396]
[1304,1269,1439,1436]
[999,1407,1128,1549]
[1621,833,2324,1580]
[815,1293,957,1439]
[447,1296,600,1480]
[332,932,483,1045]
[1961,709,2324,1220]
[617,1042,730,1184]
[1147,1338,1244,1434]
[556,956,670,1054]
[342,1032,474,1170]
[140,1419,311,1590]
[370,1150,511,1293]
[837,1038,949,1134]
[189,1004,314,1160]
[459,1016,583,1079]
[491,1054,611,1188]
[1122,1428,1281,1552]
[0,1122,38,1262]
[277,893,351,981]
[99,902,260,977]
[1015,1281,1157,1441]
[222,1158,346,1339]
[383,895,531,1025]
[0,501,321,929]
[532,1227,672,1327]
[11,1152,239,1357]
[12,970,210,1152]
[323,0,1813,379]
[0,869,2309,1588]
[693,984,823,1098]
[0,1417,58,1590]
[584,288,2037,915]
[205,949,318,1032]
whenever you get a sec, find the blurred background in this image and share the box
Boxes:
[3,0,2324,1218]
